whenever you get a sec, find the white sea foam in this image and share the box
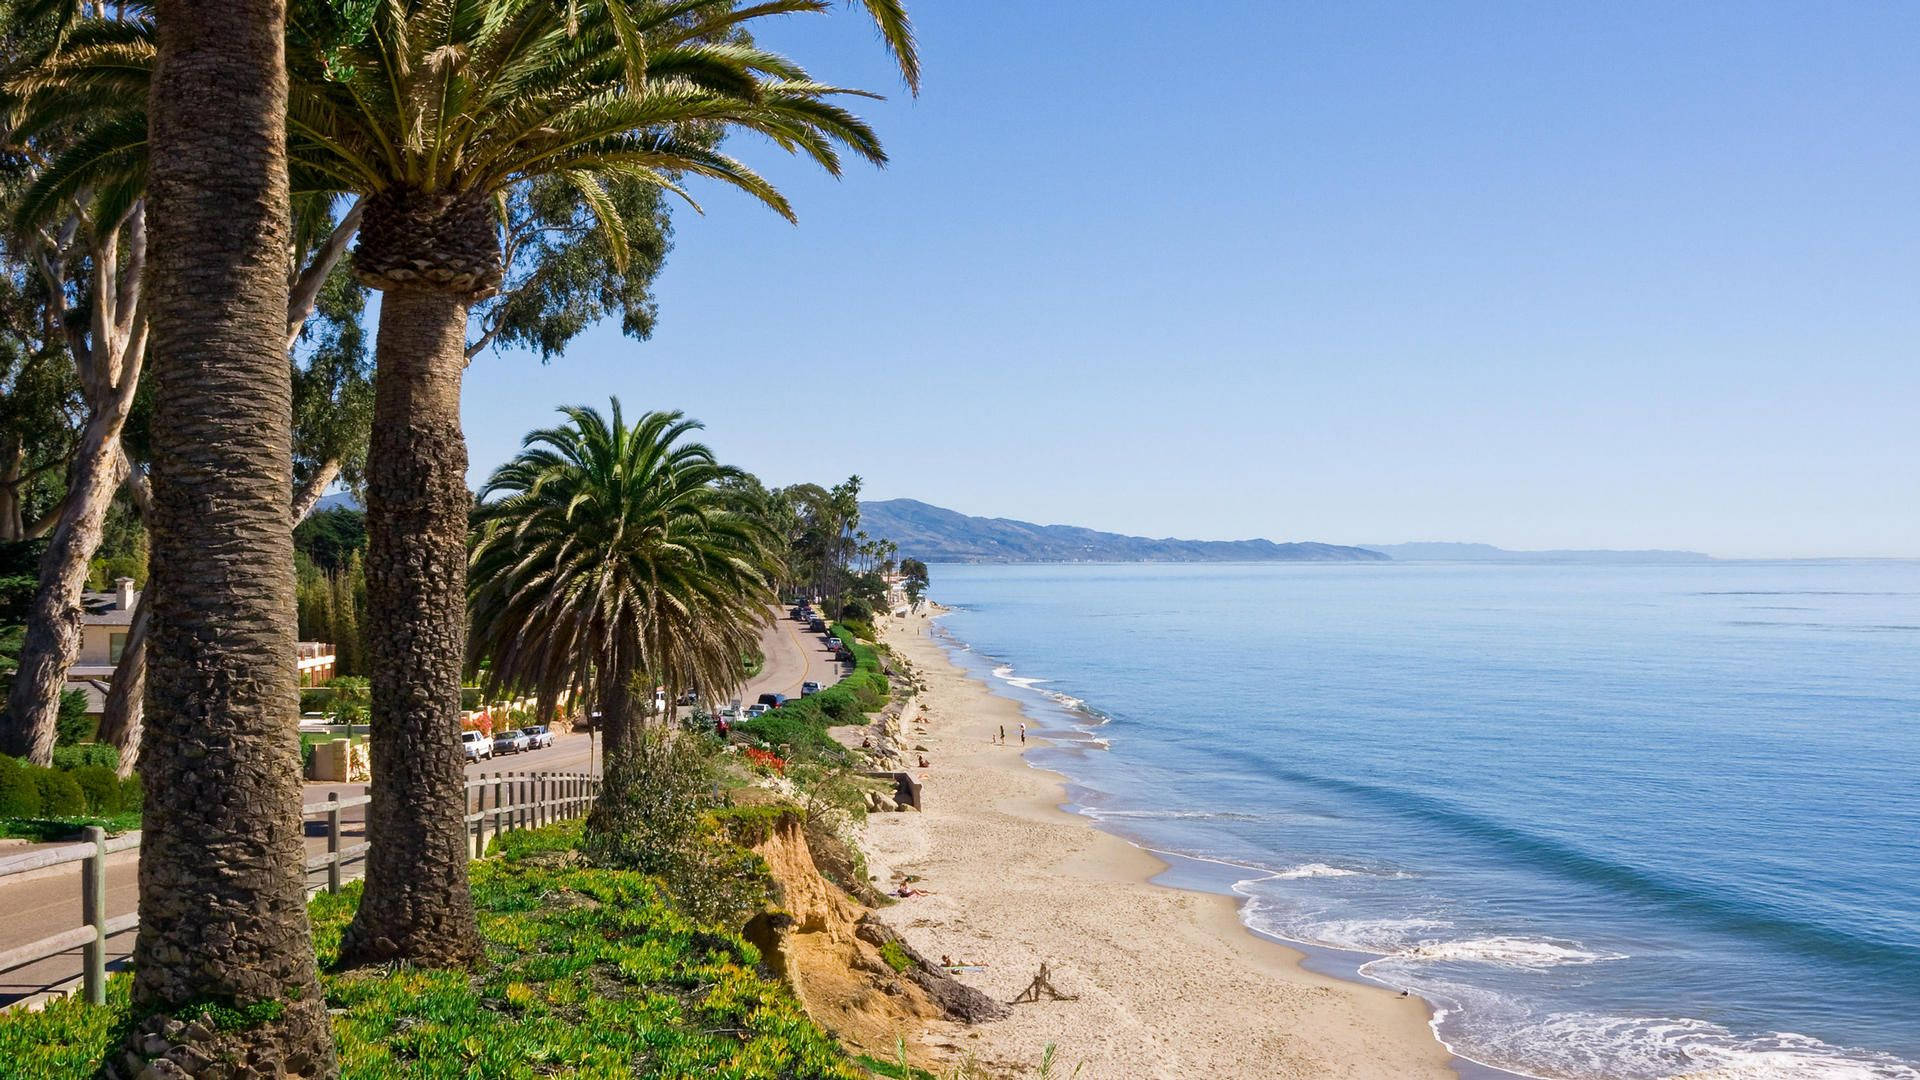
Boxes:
[1282,916,1454,953]
[1274,863,1360,879]
[989,663,1096,715]
[1367,937,1626,971]
[1454,1012,1920,1080]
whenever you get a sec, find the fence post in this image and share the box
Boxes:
[472,778,485,859]
[492,771,504,849]
[82,825,106,1005]
[538,774,547,827]
[327,793,342,894]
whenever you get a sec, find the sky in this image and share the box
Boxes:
[457,2,1920,559]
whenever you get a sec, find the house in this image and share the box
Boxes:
[64,577,336,714]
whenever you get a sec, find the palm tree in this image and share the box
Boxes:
[297,0,905,967]
[122,0,336,1073]
[468,402,782,851]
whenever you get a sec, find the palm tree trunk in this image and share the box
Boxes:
[0,432,127,764]
[585,652,642,846]
[121,0,335,1074]
[338,286,482,968]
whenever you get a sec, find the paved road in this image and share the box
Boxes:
[0,612,836,1007]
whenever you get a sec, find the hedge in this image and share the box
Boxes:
[32,769,85,817]
[0,757,40,817]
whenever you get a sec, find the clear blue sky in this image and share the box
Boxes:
[458,1,1920,559]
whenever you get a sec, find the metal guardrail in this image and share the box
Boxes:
[0,769,598,1009]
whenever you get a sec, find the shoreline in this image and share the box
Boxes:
[860,606,1460,1079]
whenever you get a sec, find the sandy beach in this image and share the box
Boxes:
[860,607,1455,1080]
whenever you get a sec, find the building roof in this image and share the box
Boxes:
[79,590,138,626]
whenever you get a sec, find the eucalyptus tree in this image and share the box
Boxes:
[0,10,365,761]
[121,0,337,1072]
[0,48,150,760]
[468,403,782,852]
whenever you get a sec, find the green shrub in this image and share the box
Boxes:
[838,598,873,624]
[51,744,119,771]
[838,616,876,641]
[0,756,41,817]
[736,711,844,763]
[117,775,142,815]
[53,691,91,747]
[298,687,334,714]
[460,685,483,710]
[581,732,775,926]
[32,769,85,817]
[69,766,122,815]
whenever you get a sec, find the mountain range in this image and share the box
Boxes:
[857,499,1387,564]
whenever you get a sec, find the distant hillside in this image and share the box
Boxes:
[1365,541,1713,563]
[859,499,1387,564]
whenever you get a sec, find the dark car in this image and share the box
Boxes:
[756,692,787,708]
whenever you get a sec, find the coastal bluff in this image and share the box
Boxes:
[861,499,1388,565]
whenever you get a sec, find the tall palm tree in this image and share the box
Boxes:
[288,0,907,967]
[468,401,782,849]
[123,0,336,1073]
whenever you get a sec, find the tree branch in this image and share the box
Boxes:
[286,198,365,347]
[291,459,341,522]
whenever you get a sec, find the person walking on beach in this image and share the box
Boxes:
[1019,723,1026,744]
[998,724,1005,745]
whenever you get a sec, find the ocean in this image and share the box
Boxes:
[922,560,1920,1080]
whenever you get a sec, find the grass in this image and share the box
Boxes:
[0,822,869,1080]
[878,941,912,975]
[0,811,142,842]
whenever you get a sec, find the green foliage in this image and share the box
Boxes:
[709,803,804,848]
[0,812,141,843]
[53,691,91,746]
[583,732,775,927]
[292,263,374,498]
[838,617,877,642]
[32,768,85,816]
[470,402,782,724]
[0,755,41,817]
[298,687,335,715]
[68,765,121,814]
[900,558,930,606]
[0,826,865,1080]
[293,507,366,574]
[879,940,913,974]
[736,709,847,763]
[0,752,140,832]
[50,743,118,771]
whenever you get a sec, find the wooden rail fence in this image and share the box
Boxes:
[0,769,597,1009]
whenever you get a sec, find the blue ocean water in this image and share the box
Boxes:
[924,561,1920,1080]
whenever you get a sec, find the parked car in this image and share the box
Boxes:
[800,681,822,696]
[756,692,787,708]
[493,728,530,755]
[807,617,827,632]
[520,725,555,750]
[677,688,699,706]
[745,703,771,719]
[460,730,493,761]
